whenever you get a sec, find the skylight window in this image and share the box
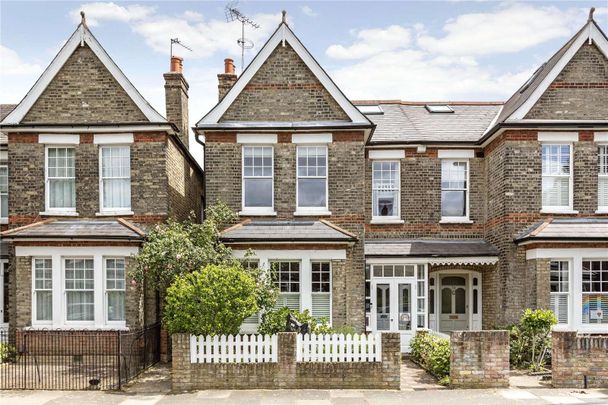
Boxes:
[425,104,454,113]
[356,105,384,115]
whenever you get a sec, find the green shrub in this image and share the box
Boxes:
[0,343,17,363]
[509,308,557,371]
[258,307,348,335]
[410,331,450,380]
[163,264,259,336]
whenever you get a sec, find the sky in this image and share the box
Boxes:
[1,0,607,161]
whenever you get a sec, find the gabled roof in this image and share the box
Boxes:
[495,19,608,125]
[1,23,166,125]
[355,101,502,144]
[0,104,16,144]
[196,22,372,129]
[515,218,608,243]
[1,218,145,241]
[220,219,357,243]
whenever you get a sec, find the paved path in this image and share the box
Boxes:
[2,387,608,404]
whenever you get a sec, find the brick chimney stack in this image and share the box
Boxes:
[217,58,237,100]
[164,55,190,148]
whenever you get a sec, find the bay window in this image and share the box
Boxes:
[296,146,328,212]
[105,258,126,322]
[65,258,95,322]
[271,261,301,312]
[242,146,273,213]
[311,261,331,319]
[550,261,569,324]
[372,161,400,219]
[441,160,469,220]
[582,260,608,325]
[542,144,572,211]
[599,145,608,211]
[100,146,131,212]
[33,258,53,322]
[46,147,76,212]
[0,165,7,221]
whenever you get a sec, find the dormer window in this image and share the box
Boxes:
[425,104,453,113]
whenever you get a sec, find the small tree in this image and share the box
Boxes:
[509,309,557,371]
[163,264,259,335]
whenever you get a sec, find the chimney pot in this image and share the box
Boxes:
[170,56,184,74]
[224,58,235,75]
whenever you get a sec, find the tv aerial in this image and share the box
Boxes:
[170,38,193,57]
[225,2,260,73]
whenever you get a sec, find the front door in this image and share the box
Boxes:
[439,275,468,332]
[371,280,416,349]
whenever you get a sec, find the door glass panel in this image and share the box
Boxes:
[429,289,435,314]
[442,276,466,286]
[441,288,452,314]
[376,284,390,330]
[473,289,478,314]
[398,284,411,331]
[455,287,466,314]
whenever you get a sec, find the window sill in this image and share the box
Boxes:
[595,208,608,214]
[540,209,579,215]
[440,218,473,224]
[239,210,277,217]
[26,325,129,331]
[39,211,78,217]
[0,218,7,224]
[293,210,332,216]
[370,217,404,224]
[96,211,134,217]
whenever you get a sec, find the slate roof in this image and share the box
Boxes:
[364,239,499,257]
[0,104,17,144]
[1,219,145,240]
[220,220,357,243]
[515,218,608,243]
[354,102,503,144]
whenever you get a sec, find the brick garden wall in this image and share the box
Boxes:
[450,330,510,388]
[552,331,608,388]
[172,332,400,391]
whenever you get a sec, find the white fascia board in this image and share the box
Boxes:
[197,24,370,126]
[1,25,166,125]
[507,23,608,122]
[4,125,174,134]
[292,133,332,144]
[594,132,608,142]
[236,134,277,144]
[526,247,608,260]
[538,132,578,142]
[437,149,475,159]
[15,245,139,257]
[0,151,7,160]
[368,149,405,160]
[39,134,80,144]
[94,133,134,144]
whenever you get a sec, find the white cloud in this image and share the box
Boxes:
[0,45,43,76]
[301,5,317,17]
[70,3,282,59]
[417,3,582,56]
[326,25,411,60]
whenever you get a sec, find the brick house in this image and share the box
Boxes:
[197,14,607,351]
[0,18,203,336]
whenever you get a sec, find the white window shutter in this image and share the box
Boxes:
[550,294,569,324]
[311,294,331,319]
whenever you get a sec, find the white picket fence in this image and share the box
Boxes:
[190,334,278,363]
[297,333,382,362]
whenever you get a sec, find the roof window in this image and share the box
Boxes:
[425,104,454,113]
[356,105,384,115]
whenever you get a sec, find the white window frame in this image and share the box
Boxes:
[549,260,571,325]
[44,146,77,215]
[270,260,302,312]
[32,258,53,325]
[541,143,575,214]
[63,257,95,327]
[581,259,608,326]
[104,257,126,325]
[98,145,132,215]
[295,145,330,216]
[440,159,471,223]
[0,163,7,224]
[311,261,332,322]
[371,160,403,224]
[241,145,275,216]
[598,144,608,213]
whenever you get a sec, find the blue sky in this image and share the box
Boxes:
[1,0,607,156]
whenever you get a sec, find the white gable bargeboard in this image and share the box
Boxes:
[2,24,166,125]
[197,23,370,126]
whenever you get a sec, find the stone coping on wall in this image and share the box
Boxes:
[171,332,401,391]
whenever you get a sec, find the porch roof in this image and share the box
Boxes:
[515,218,608,243]
[220,219,357,243]
[0,218,145,241]
[364,239,499,258]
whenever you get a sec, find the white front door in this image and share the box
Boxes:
[439,275,468,332]
[371,279,416,350]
